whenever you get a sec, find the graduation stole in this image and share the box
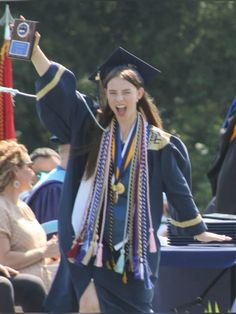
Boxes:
[67,113,157,289]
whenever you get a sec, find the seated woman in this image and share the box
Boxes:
[0,140,60,292]
[0,263,46,313]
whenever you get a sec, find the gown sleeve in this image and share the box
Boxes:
[161,142,207,236]
[35,62,96,144]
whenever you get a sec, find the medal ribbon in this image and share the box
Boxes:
[112,120,137,184]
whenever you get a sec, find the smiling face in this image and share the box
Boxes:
[106,76,144,124]
[14,154,35,192]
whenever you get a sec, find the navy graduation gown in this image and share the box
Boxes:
[26,166,65,224]
[35,63,207,312]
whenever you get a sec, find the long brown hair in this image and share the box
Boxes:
[85,66,163,178]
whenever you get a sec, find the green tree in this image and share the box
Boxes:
[1,0,236,211]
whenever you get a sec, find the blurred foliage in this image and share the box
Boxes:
[0,0,236,211]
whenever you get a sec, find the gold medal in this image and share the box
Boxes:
[116,182,125,194]
[112,181,125,204]
[112,182,125,195]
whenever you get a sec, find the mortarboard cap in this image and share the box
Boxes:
[88,46,161,84]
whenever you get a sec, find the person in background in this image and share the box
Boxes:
[25,136,70,224]
[27,29,231,313]
[20,146,61,202]
[206,97,236,215]
[30,147,61,184]
[0,263,46,313]
[0,140,60,292]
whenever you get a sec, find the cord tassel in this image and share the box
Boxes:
[133,254,141,279]
[139,260,144,280]
[149,228,157,252]
[75,249,86,266]
[66,237,81,262]
[81,241,96,265]
[94,243,103,267]
[75,238,90,265]
[122,271,128,284]
[93,240,98,256]
[144,262,154,289]
[114,249,125,274]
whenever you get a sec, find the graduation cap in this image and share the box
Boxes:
[88,46,161,84]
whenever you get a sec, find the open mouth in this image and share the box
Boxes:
[116,105,127,116]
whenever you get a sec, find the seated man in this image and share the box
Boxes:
[26,137,70,224]
[0,264,46,313]
[30,146,61,183]
[20,146,61,202]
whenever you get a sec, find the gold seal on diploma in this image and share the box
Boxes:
[8,19,38,61]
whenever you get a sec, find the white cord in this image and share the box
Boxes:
[0,86,36,98]
[76,90,105,132]
[0,86,105,132]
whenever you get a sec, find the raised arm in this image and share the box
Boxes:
[31,32,51,77]
[18,16,50,77]
[17,17,97,147]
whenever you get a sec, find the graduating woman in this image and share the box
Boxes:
[28,30,231,313]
